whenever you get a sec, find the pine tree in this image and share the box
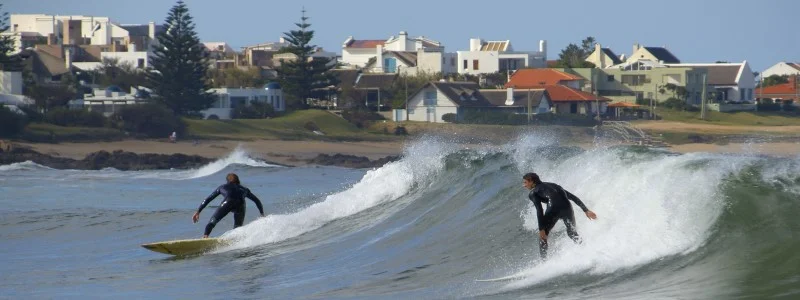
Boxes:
[0,4,22,71]
[276,9,338,109]
[147,1,213,115]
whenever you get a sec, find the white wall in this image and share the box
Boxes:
[457,51,500,75]
[102,51,150,68]
[416,50,442,74]
[406,86,458,123]
[761,62,800,78]
[202,87,284,119]
[0,72,23,95]
[9,14,134,46]
[342,48,377,68]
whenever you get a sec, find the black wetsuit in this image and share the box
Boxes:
[198,183,265,236]
[528,182,589,259]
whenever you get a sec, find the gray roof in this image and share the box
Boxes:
[481,89,548,107]
[644,47,680,64]
[426,81,493,107]
[703,65,741,86]
[355,73,397,89]
[121,25,149,37]
[32,49,69,77]
[331,69,360,88]
[389,51,418,67]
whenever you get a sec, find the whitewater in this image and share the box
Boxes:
[1,135,798,299]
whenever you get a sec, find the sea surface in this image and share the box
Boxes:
[1,135,799,299]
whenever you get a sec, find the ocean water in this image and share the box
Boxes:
[1,137,799,299]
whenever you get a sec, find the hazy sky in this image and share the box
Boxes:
[5,0,798,72]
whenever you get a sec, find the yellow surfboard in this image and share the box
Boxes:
[141,238,229,256]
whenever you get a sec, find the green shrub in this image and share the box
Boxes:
[441,113,457,123]
[0,106,28,137]
[661,98,688,111]
[45,108,106,127]
[113,104,186,138]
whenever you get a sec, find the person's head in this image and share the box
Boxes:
[226,173,240,185]
[522,172,542,189]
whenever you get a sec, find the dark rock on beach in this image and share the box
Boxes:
[0,147,211,170]
[307,153,401,169]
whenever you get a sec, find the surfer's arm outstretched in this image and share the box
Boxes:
[245,188,265,217]
[563,189,597,220]
[192,186,221,223]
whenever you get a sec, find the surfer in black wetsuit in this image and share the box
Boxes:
[192,173,265,238]
[523,172,597,259]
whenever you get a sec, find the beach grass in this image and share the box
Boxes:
[185,110,398,141]
[649,109,800,126]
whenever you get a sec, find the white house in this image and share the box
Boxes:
[396,81,552,123]
[5,14,160,53]
[664,61,757,102]
[760,62,800,79]
[202,83,285,120]
[457,38,547,75]
[341,31,455,74]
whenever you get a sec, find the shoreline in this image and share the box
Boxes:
[5,137,799,171]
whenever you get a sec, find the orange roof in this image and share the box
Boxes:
[505,69,585,88]
[543,85,611,102]
[608,102,642,108]
[756,78,797,96]
[346,40,386,48]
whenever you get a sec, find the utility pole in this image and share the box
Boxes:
[527,88,532,124]
[700,74,708,120]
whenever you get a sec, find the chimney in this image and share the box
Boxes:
[539,40,547,57]
[148,21,155,39]
[594,43,602,68]
[505,87,514,105]
[279,36,286,44]
[470,38,482,51]
[399,31,408,50]
[632,43,640,55]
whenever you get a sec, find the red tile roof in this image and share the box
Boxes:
[505,69,585,88]
[756,80,798,97]
[345,40,386,48]
[542,85,611,102]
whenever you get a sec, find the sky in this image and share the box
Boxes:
[5,0,799,73]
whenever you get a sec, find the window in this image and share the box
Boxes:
[408,108,415,114]
[747,89,753,101]
[137,58,145,68]
[384,58,397,73]
[621,75,647,86]
[451,57,456,66]
[424,91,437,106]
[463,60,468,70]
[607,75,614,82]
[472,60,479,70]
[740,89,745,101]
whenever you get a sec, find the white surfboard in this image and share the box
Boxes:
[141,237,229,256]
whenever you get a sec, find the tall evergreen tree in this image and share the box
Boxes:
[276,9,338,109]
[147,1,213,115]
[0,4,22,71]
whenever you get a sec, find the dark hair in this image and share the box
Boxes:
[226,173,241,185]
[523,172,542,184]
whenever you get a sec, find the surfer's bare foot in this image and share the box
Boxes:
[203,235,209,239]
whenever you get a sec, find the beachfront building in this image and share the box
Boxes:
[663,61,756,103]
[760,62,800,79]
[756,76,799,103]
[456,38,547,75]
[68,86,150,116]
[557,62,707,105]
[203,42,238,69]
[240,38,291,67]
[341,31,456,75]
[396,81,554,123]
[4,14,161,54]
[504,69,609,115]
[625,43,680,64]
[585,43,623,69]
[201,83,285,120]
[0,71,33,113]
